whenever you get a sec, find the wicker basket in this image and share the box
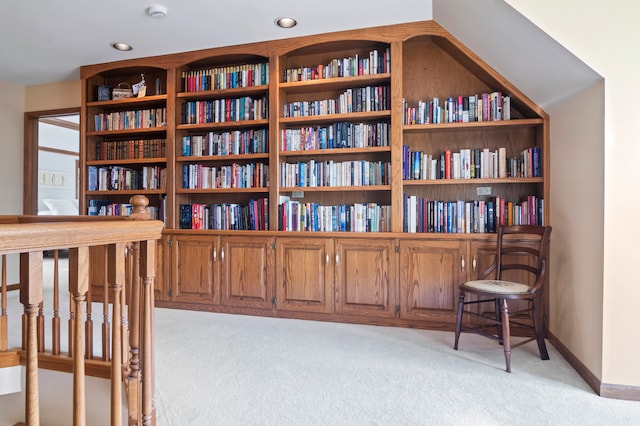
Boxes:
[112,83,133,100]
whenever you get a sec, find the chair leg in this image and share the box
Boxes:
[453,289,465,350]
[500,298,512,373]
[532,294,550,360]
[494,298,503,344]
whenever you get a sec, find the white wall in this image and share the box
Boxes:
[0,81,25,284]
[0,81,25,213]
[505,0,640,387]
[546,80,605,379]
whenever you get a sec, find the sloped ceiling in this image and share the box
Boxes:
[433,0,601,109]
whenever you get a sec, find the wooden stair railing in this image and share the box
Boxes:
[0,198,163,426]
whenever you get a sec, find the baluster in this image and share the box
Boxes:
[121,245,130,368]
[37,301,45,352]
[127,242,141,423]
[85,263,93,360]
[108,242,126,426]
[1,254,7,351]
[102,251,110,362]
[140,240,156,426]
[69,246,89,426]
[52,249,61,355]
[68,285,75,357]
[20,251,44,426]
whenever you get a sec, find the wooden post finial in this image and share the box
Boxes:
[129,195,151,220]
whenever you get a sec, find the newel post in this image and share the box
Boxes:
[128,195,156,425]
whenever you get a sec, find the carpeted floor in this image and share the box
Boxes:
[151,308,640,426]
[2,258,640,425]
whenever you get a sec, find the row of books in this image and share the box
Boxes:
[282,85,390,118]
[95,138,166,161]
[280,121,390,151]
[402,92,511,125]
[87,165,167,191]
[404,195,543,233]
[87,199,163,220]
[283,47,391,82]
[182,95,268,124]
[279,200,391,232]
[94,108,167,131]
[281,160,390,188]
[181,62,269,92]
[182,162,269,190]
[181,129,268,157]
[179,199,268,230]
[402,146,542,180]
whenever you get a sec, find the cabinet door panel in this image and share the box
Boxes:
[400,240,466,322]
[221,236,273,309]
[153,237,166,300]
[171,235,217,304]
[335,238,396,318]
[276,237,333,314]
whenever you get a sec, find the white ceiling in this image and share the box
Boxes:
[0,0,600,109]
[0,0,432,86]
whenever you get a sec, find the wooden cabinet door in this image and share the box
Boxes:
[399,239,467,323]
[170,235,218,304]
[220,235,274,310]
[334,238,397,319]
[153,237,166,301]
[276,237,333,314]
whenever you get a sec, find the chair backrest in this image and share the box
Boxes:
[495,225,552,293]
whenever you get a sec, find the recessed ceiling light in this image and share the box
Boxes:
[275,17,297,29]
[147,4,168,19]
[111,42,133,51]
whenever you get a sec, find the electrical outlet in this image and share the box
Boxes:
[476,186,492,196]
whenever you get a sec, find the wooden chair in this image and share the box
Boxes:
[453,225,552,372]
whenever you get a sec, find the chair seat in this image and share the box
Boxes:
[462,279,531,295]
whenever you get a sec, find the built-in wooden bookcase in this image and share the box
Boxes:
[400,35,546,234]
[79,21,549,330]
[276,40,393,232]
[81,65,170,221]
[174,54,270,231]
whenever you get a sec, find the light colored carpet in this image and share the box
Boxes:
[2,258,640,425]
[152,309,640,426]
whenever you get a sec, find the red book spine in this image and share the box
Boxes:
[445,150,452,179]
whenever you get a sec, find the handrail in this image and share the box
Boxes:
[0,197,163,426]
[0,220,162,254]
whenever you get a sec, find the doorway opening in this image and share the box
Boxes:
[24,108,80,215]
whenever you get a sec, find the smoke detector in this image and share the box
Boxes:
[146,5,168,19]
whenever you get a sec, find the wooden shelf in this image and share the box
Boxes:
[403,177,543,186]
[402,118,544,132]
[176,120,268,131]
[279,73,391,93]
[176,85,269,100]
[176,153,269,162]
[87,158,167,166]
